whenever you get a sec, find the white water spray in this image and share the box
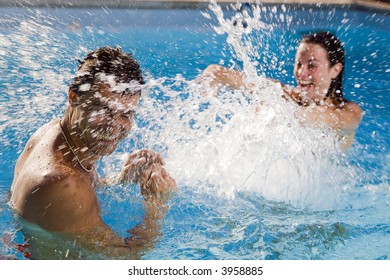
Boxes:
[130,3,359,210]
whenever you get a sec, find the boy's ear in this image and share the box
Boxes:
[68,90,77,104]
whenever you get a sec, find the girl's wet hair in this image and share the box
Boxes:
[70,46,144,96]
[301,31,345,105]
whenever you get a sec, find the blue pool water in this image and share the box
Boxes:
[0,3,389,259]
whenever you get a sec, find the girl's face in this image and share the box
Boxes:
[294,42,342,103]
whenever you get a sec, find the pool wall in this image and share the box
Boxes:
[0,0,389,11]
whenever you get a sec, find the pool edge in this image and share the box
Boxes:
[0,1,389,12]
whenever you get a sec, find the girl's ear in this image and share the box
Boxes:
[331,62,343,79]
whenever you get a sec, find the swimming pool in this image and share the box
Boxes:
[0,2,389,259]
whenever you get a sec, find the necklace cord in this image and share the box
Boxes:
[59,121,93,173]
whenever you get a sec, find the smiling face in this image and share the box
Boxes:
[70,83,140,156]
[294,42,342,103]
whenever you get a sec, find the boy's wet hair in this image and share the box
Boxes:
[301,31,345,105]
[70,46,144,96]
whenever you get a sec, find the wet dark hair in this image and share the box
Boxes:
[69,46,144,96]
[300,31,345,105]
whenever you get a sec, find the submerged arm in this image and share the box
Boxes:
[70,149,176,259]
[72,198,170,260]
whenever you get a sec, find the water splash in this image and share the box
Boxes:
[112,2,359,211]
[0,3,389,260]
[0,10,74,152]
[0,5,379,213]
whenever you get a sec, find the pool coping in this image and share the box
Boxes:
[0,0,389,12]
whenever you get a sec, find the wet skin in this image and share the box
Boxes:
[10,83,176,258]
[293,42,343,103]
[198,43,363,149]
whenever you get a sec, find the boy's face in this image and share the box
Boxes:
[70,83,140,156]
